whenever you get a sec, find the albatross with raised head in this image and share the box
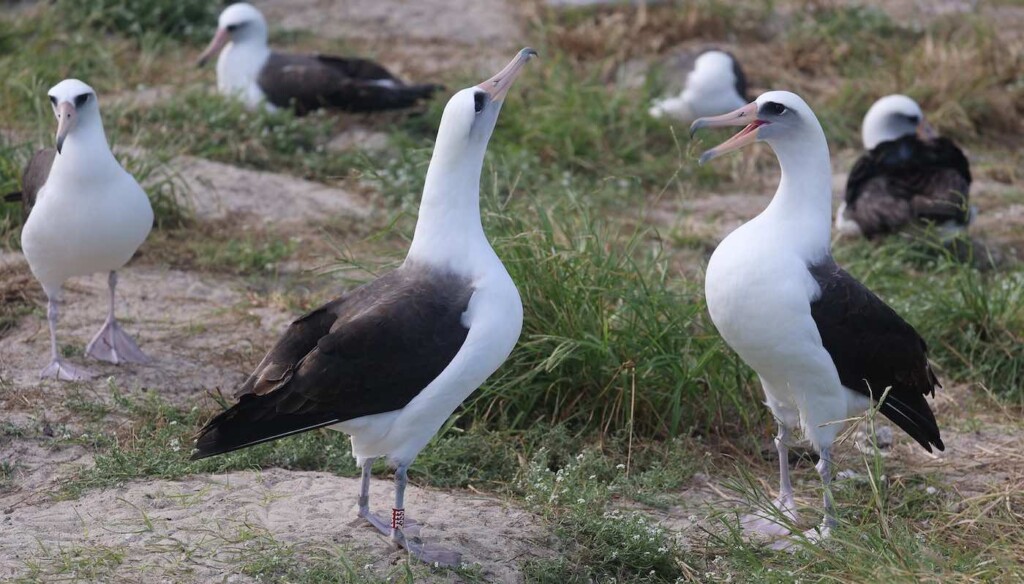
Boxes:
[836,94,972,239]
[691,91,944,544]
[197,3,442,115]
[20,79,154,381]
[190,48,536,567]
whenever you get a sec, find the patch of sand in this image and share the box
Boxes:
[0,468,549,582]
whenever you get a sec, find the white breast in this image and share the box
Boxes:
[216,43,271,110]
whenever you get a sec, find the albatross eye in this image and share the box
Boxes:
[48,96,57,107]
[226,23,240,33]
[762,102,787,116]
[473,92,486,114]
[74,94,89,108]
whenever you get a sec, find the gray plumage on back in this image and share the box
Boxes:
[4,148,56,217]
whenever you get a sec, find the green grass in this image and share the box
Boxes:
[55,0,222,43]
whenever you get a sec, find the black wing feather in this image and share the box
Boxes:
[809,258,944,452]
[192,265,473,459]
[258,52,441,115]
[6,148,56,218]
[843,136,971,238]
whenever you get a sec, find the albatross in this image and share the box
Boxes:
[691,91,944,544]
[190,48,536,566]
[197,2,442,115]
[20,79,154,380]
[836,94,972,238]
[649,50,748,123]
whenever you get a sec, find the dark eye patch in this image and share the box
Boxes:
[906,114,921,124]
[761,101,787,116]
[74,93,90,108]
[473,92,486,114]
[226,23,241,32]
[48,95,58,107]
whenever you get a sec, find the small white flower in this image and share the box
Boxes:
[616,464,626,470]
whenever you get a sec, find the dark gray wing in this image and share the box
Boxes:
[809,257,944,452]
[257,52,441,115]
[843,136,971,238]
[192,264,473,459]
[3,148,55,218]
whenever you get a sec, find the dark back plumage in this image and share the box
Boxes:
[3,148,56,218]
[843,136,971,238]
[257,52,442,115]
[809,257,944,452]
[726,51,748,101]
[191,263,474,459]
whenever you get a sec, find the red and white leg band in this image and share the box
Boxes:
[392,508,405,530]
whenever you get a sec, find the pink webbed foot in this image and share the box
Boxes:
[40,358,95,381]
[741,496,801,539]
[85,319,150,365]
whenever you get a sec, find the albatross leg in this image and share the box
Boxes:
[388,464,462,568]
[742,422,801,538]
[40,294,94,381]
[85,271,150,364]
[807,446,836,539]
[357,457,394,536]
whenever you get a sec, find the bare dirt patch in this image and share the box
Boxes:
[0,468,550,583]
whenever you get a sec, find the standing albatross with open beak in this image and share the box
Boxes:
[691,91,944,546]
[20,79,154,380]
[190,49,537,566]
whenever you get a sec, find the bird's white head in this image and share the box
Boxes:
[47,79,101,155]
[690,90,824,165]
[428,48,537,177]
[861,94,935,150]
[688,51,743,94]
[196,2,268,67]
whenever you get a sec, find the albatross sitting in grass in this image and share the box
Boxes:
[19,79,153,381]
[190,48,536,567]
[836,94,972,239]
[691,91,944,545]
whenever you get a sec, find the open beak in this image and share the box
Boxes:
[917,117,937,141]
[690,102,765,165]
[54,101,76,155]
[477,47,538,102]
[197,27,230,67]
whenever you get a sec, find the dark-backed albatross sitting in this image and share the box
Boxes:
[836,94,972,239]
[20,79,154,381]
[649,49,748,123]
[191,48,536,566]
[197,3,442,115]
[691,91,944,544]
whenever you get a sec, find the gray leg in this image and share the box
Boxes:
[85,271,150,364]
[358,458,393,536]
[39,294,94,381]
[816,447,837,532]
[389,464,462,568]
[742,421,800,538]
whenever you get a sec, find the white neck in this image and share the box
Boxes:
[50,111,119,181]
[405,142,491,272]
[216,38,271,101]
[759,129,833,258]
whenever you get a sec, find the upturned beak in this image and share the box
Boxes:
[54,101,76,155]
[197,27,230,67]
[477,47,538,102]
[690,102,765,165]
[917,117,937,141]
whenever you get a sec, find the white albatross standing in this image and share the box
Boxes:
[690,91,944,544]
[649,50,748,123]
[20,79,154,381]
[190,49,536,566]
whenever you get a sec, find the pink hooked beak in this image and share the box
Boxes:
[690,102,766,165]
[197,27,231,67]
[54,102,77,154]
[477,48,538,102]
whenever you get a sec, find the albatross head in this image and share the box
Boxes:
[690,91,823,165]
[47,79,100,155]
[429,48,537,171]
[861,94,936,150]
[197,2,268,67]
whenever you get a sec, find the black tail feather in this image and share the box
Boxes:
[191,398,340,460]
[878,394,944,453]
[3,191,21,203]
